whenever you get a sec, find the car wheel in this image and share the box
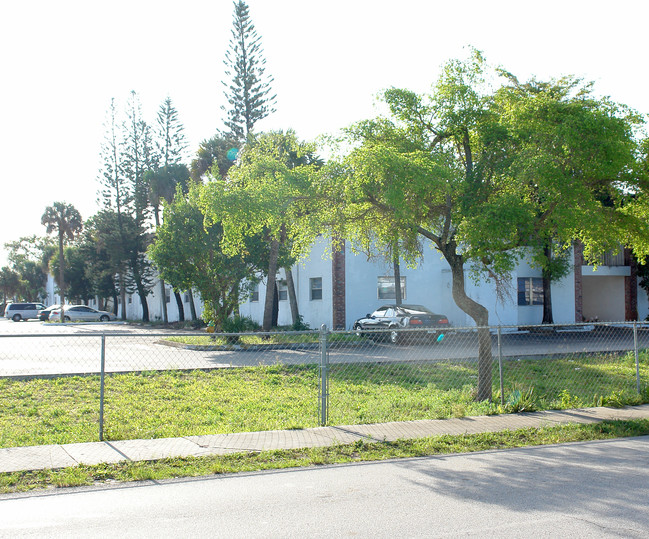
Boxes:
[100,315,109,322]
[64,316,71,322]
[12,314,21,322]
[389,328,401,345]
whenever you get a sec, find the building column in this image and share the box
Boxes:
[573,243,583,323]
[331,239,346,330]
[624,248,638,321]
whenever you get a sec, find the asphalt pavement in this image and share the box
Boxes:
[2,435,649,537]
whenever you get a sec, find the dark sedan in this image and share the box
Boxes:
[353,304,450,344]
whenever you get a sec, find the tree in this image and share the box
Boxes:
[190,132,241,182]
[327,52,649,401]
[0,266,20,303]
[155,96,188,167]
[204,130,322,331]
[222,0,276,141]
[98,92,155,321]
[146,163,191,322]
[82,211,129,313]
[4,236,53,302]
[41,202,83,322]
[49,245,93,304]
[207,51,648,401]
[148,184,265,328]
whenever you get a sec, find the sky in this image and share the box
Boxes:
[2,0,648,267]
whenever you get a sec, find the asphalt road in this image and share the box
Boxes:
[1,437,648,537]
[0,318,647,377]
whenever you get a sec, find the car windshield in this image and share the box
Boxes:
[399,305,433,315]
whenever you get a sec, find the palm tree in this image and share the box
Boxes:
[41,202,83,322]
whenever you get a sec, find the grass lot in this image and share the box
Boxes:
[1,350,647,449]
[165,332,358,346]
[1,419,648,494]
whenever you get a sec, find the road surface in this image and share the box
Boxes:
[1,437,648,537]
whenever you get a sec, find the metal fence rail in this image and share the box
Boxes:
[0,322,647,449]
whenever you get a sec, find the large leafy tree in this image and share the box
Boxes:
[49,245,93,304]
[222,0,276,141]
[41,202,83,322]
[146,163,191,322]
[82,211,129,313]
[0,266,20,303]
[3,236,54,302]
[200,130,322,331]
[207,52,648,401]
[327,53,649,401]
[149,184,266,328]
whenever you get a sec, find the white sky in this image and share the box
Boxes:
[1,0,648,266]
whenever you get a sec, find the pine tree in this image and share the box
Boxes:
[155,96,188,167]
[222,1,276,141]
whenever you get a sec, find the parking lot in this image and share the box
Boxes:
[1,317,647,378]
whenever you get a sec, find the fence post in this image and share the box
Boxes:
[319,324,329,426]
[99,334,106,441]
[634,321,641,395]
[498,326,504,406]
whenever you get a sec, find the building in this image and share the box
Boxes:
[43,238,648,328]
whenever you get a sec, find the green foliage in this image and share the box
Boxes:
[3,236,55,301]
[148,183,266,328]
[291,314,310,331]
[190,131,241,182]
[221,314,261,333]
[222,0,276,140]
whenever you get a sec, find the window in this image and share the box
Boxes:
[128,295,132,304]
[250,283,259,302]
[377,276,406,300]
[310,277,322,300]
[165,289,171,304]
[184,292,190,303]
[278,281,288,301]
[518,277,544,306]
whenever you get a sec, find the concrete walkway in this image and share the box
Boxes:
[2,405,649,474]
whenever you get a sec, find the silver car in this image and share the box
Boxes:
[49,305,116,322]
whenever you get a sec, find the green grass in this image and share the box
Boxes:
[1,419,647,494]
[165,332,360,346]
[1,352,648,449]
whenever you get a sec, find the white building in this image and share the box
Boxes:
[44,238,648,328]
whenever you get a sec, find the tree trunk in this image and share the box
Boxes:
[159,279,168,324]
[446,250,492,402]
[542,244,554,325]
[271,283,279,328]
[262,238,280,331]
[174,291,185,322]
[120,274,127,321]
[58,233,66,323]
[285,266,299,326]
[393,255,402,306]
[188,290,197,321]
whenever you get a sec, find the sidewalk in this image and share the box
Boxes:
[2,405,649,474]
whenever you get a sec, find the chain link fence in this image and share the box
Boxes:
[1,322,648,450]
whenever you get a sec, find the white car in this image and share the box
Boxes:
[49,305,116,322]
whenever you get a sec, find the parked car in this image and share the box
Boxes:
[4,302,47,322]
[353,304,450,344]
[38,304,61,321]
[49,305,116,322]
